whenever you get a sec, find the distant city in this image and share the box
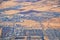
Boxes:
[0,0,60,40]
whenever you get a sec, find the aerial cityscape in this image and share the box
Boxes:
[0,0,60,40]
